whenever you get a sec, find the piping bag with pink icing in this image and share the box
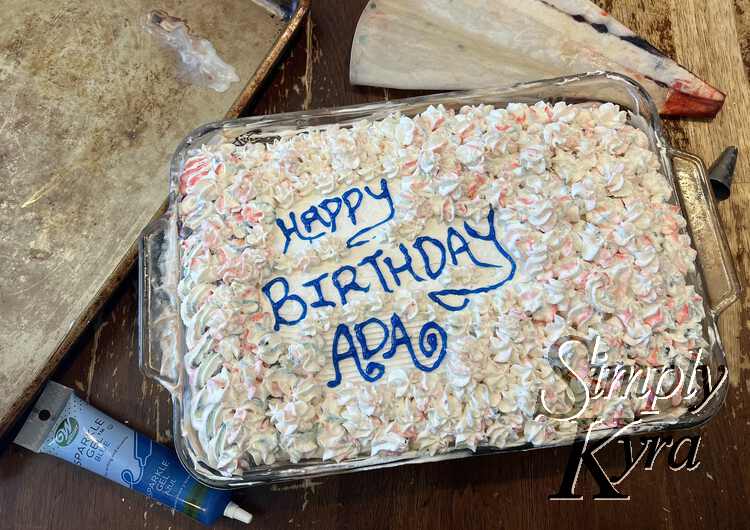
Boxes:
[350,0,725,118]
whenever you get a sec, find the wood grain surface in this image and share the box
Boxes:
[2,1,749,529]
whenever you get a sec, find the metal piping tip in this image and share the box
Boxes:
[707,146,738,201]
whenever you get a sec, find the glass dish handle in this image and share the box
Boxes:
[138,214,181,392]
[669,149,741,316]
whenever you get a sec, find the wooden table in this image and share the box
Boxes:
[2,1,749,528]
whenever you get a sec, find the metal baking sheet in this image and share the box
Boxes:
[0,0,309,435]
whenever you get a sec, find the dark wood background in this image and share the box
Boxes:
[3,1,750,528]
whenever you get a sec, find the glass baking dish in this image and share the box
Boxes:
[138,71,740,487]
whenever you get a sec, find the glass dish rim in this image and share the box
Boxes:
[142,71,735,488]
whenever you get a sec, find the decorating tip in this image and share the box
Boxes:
[707,146,738,202]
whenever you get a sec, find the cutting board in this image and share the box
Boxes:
[0,0,307,432]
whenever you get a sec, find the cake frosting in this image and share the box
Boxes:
[176,101,706,476]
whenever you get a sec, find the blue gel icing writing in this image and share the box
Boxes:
[358,249,394,293]
[332,265,370,305]
[342,187,364,225]
[300,205,331,233]
[327,314,449,388]
[328,323,385,388]
[428,209,517,311]
[345,179,395,248]
[354,318,390,360]
[319,198,343,232]
[383,243,425,287]
[413,236,447,280]
[275,179,395,253]
[276,212,324,253]
[412,321,448,371]
[262,277,308,331]
[302,273,337,309]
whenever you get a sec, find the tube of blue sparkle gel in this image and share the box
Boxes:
[13,381,251,526]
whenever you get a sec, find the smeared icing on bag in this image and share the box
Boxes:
[350,0,725,118]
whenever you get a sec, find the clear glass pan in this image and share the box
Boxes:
[139,72,740,487]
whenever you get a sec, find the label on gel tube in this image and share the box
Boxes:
[21,384,243,525]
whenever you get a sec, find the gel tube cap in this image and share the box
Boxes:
[14,381,252,526]
[225,501,253,523]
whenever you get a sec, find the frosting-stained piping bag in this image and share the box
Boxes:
[350,0,725,118]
